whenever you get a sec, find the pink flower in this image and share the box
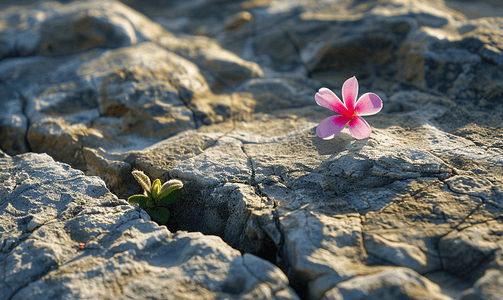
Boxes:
[315,76,383,140]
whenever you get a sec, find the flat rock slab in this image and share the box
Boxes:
[0,152,298,300]
[1,0,503,300]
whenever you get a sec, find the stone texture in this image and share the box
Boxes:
[0,151,298,300]
[1,0,503,299]
[322,268,452,300]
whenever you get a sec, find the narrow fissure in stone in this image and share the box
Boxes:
[20,93,33,154]
[123,163,299,295]
[1,1,502,299]
[240,229,279,266]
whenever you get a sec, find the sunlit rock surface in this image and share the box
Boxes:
[1,0,502,299]
[0,151,298,299]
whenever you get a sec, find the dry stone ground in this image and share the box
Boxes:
[1,0,502,299]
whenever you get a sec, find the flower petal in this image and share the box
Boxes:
[316,115,351,140]
[315,88,349,115]
[348,116,371,139]
[342,76,358,111]
[355,93,383,116]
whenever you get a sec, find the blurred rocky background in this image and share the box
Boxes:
[0,0,502,299]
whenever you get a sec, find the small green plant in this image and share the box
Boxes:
[127,170,183,224]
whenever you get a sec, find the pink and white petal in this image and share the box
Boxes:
[315,88,349,115]
[316,115,351,140]
[342,76,358,111]
[355,93,383,116]
[348,116,371,139]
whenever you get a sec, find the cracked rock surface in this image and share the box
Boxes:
[0,152,297,299]
[1,0,502,299]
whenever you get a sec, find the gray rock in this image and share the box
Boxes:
[0,152,298,300]
[439,219,503,276]
[1,0,503,299]
[459,269,503,300]
[322,268,453,300]
[0,87,28,154]
[0,1,164,58]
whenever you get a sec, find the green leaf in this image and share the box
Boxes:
[158,180,183,199]
[146,198,156,208]
[132,170,152,193]
[151,179,161,199]
[159,179,183,194]
[127,195,149,209]
[158,189,181,206]
[147,207,170,224]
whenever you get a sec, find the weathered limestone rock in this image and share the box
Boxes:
[0,1,164,58]
[459,269,503,300]
[1,0,502,299]
[0,151,298,299]
[322,268,453,300]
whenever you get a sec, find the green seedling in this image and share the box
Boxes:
[127,170,183,224]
